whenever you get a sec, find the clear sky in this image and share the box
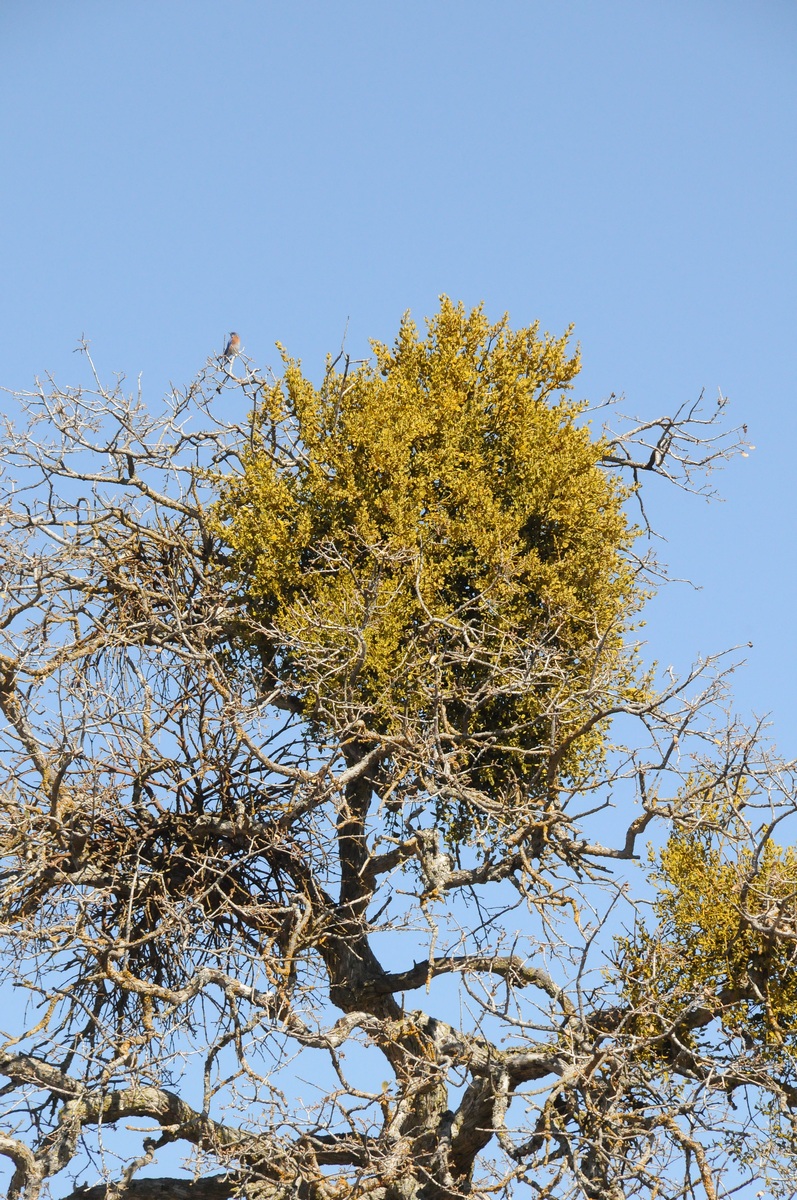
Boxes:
[1,0,796,747]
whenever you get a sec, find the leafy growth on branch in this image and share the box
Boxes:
[624,810,797,1052]
[219,299,644,838]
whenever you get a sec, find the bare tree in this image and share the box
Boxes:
[1,308,794,1200]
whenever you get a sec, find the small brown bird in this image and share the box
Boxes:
[222,331,241,364]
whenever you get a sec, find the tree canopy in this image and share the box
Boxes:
[1,301,794,1200]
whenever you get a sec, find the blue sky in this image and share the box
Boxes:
[1,0,796,743]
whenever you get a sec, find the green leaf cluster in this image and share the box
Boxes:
[216,299,642,820]
[623,816,797,1050]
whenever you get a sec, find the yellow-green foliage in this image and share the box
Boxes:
[217,299,642,807]
[623,821,797,1049]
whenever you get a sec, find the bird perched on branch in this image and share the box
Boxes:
[216,332,242,394]
[222,331,241,365]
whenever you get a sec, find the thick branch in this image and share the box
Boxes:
[376,956,575,1012]
[64,1179,234,1200]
